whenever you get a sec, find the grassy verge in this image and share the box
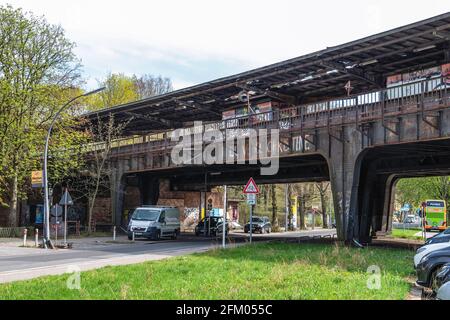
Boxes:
[390,228,424,241]
[0,242,415,300]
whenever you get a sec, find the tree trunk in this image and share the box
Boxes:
[299,197,306,230]
[271,184,278,228]
[87,197,95,235]
[263,186,268,210]
[8,175,18,227]
[321,193,328,228]
[287,184,293,231]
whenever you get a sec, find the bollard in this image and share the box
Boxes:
[35,229,39,247]
[23,228,28,247]
[132,231,135,241]
[113,226,116,241]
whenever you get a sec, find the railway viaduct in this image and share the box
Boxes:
[85,13,450,243]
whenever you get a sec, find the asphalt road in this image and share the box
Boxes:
[0,228,336,284]
[0,239,215,283]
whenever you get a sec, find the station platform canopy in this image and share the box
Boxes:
[84,12,450,135]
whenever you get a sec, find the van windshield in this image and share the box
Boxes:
[131,209,160,221]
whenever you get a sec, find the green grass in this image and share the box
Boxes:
[0,242,415,300]
[391,228,424,241]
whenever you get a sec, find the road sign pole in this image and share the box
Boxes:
[243,178,259,244]
[250,204,253,244]
[64,202,67,245]
[222,185,227,248]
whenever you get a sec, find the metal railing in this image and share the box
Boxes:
[107,76,449,159]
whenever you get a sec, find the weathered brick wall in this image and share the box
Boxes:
[124,186,140,210]
[91,197,112,224]
[157,182,225,231]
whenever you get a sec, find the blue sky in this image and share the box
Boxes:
[3,0,450,90]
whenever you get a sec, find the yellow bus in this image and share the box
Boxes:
[424,200,447,232]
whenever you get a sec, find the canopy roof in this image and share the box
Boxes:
[85,12,450,135]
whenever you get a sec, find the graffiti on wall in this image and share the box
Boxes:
[183,207,199,229]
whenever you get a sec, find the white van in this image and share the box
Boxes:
[127,206,180,240]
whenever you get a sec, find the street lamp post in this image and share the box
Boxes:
[42,87,105,249]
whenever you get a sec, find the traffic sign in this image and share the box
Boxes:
[59,189,73,206]
[247,193,256,205]
[243,177,259,194]
[31,170,43,188]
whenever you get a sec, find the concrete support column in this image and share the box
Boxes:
[327,126,362,242]
[380,175,396,234]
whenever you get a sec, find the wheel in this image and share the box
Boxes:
[171,230,178,240]
[128,235,133,240]
[153,230,161,241]
[267,227,272,234]
[430,267,443,293]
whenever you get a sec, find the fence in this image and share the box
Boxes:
[0,227,27,238]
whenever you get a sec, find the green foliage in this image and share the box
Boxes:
[86,73,138,111]
[85,73,173,111]
[396,176,450,207]
[0,243,415,300]
[0,5,83,220]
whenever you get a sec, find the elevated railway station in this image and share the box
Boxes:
[85,12,450,243]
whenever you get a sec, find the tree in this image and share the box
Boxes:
[86,73,138,111]
[270,184,279,230]
[71,114,129,234]
[316,182,330,228]
[287,184,294,230]
[133,74,172,99]
[292,183,317,230]
[396,176,450,222]
[85,73,173,112]
[0,5,83,226]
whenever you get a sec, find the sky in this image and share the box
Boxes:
[2,0,450,90]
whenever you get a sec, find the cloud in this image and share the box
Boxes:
[4,0,450,89]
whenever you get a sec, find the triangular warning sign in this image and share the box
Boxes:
[243,177,259,194]
[59,189,73,206]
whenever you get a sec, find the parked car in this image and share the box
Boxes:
[414,242,450,268]
[405,215,419,224]
[244,216,272,234]
[425,228,450,245]
[195,216,229,237]
[416,247,450,291]
[437,281,450,300]
[127,206,180,240]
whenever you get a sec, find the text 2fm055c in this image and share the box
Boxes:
[176,304,273,317]
[221,304,272,316]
